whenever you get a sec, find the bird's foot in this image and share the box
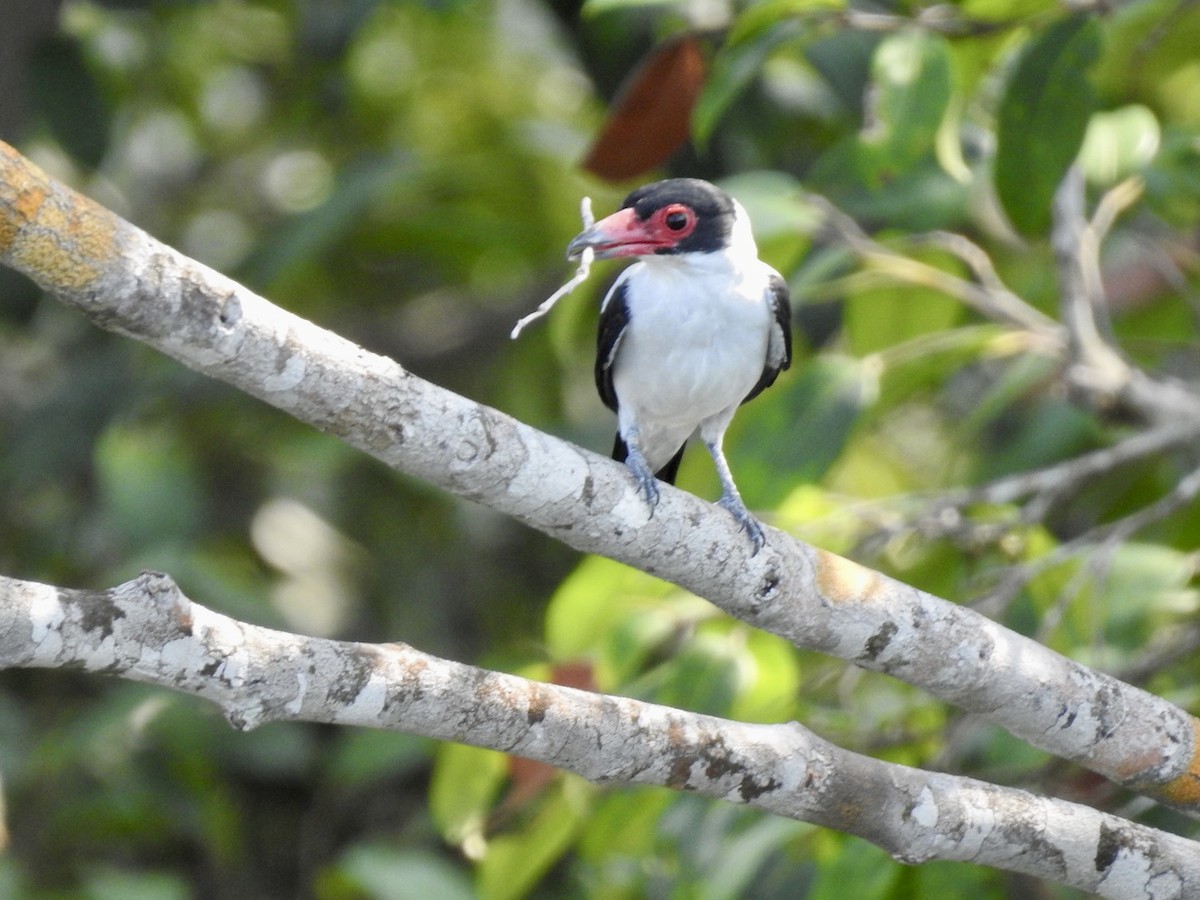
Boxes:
[624,453,660,513]
[718,493,766,556]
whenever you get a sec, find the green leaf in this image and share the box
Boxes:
[627,628,743,716]
[429,743,509,845]
[958,347,1062,437]
[728,0,844,48]
[720,171,821,242]
[1078,104,1161,185]
[1083,542,1197,649]
[809,154,969,229]
[581,0,690,15]
[843,272,964,356]
[859,29,953,177]
[700,814,811,900]
[606,605,686,686]
[578,788,675,861]
[733,355,871,502]
[327,845,475,900]
[874,325,1007,411]
[914,858,1014,899]
[543,556,675,662]
[94,422,206,549]
[959,0,1059,21]
[479,779,591,900]
[728,629,802,723]
[825,431,926,499]
[1142,127,1200,226]
[1093,0,1200,116]
[808,837,905,899]
[806,30,952,194]
[326,730,432,788]
[79,868,192,900]
[994,14,1102,236]
[973,393,1100,482]
[693,26,796,149]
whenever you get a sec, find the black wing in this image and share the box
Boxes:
[595,277,631,414]
[742,271,792,405]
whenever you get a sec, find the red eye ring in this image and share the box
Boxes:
[658,204,695,234]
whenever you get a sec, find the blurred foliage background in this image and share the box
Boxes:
[3,0,1200,897]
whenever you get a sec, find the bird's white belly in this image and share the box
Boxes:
[612,264,770,468]
[615,324,763,419]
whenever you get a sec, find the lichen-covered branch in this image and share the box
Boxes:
[1,571,1198,898]
[2,140,1200,815]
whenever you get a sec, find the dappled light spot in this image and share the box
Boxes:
[814,548,887,604]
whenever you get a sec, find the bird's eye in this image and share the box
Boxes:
[665,210,690,231]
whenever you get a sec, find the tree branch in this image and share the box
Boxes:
[2,141,1200,815]
[809,193,1063,335]
[959,421,1200,509]
[2,570,1198,898]
[1048,165,1200,427]
[815,184,1200,425]
[858,420,1200,554]
[1052,165,1132,400]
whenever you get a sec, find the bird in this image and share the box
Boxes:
[566,178,792,554]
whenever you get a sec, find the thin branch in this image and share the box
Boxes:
[816,185,1200,425]
[904,229,1064,332]
[3,140,1200,814]
[819,176,1200,604]
[1119,620,1200,687]
[1127,229,1200,327]
[837,6,1023,37]
[851,421,1200,559]
[1052,164,1132,398]
[2,570,1199,897]
[974,462,1200,622]
[1090,176,1145,245]
[1087,462,1200,549]
[961,422,1200,508]
[810,193,1063,334]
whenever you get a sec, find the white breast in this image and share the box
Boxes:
[610,254,773,470]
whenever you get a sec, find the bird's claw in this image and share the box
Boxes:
[624,456,660,514]
[624,453,766,554]
[718,494,767,556]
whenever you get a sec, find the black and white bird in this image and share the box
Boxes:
[567,178,792,554]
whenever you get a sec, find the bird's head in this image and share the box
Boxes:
[568,178,748,261]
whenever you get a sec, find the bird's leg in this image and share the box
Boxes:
[621,426,661,513]
[703,436,766,555]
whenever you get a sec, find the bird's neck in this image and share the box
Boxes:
[643,242,758,282]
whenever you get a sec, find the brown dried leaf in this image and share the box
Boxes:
[582,35,707,182]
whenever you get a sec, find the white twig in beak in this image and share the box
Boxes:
[511,197,595,340]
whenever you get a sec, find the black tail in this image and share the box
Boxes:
[612,434,686,486]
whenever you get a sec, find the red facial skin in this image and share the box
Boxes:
[569,203,698,260]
